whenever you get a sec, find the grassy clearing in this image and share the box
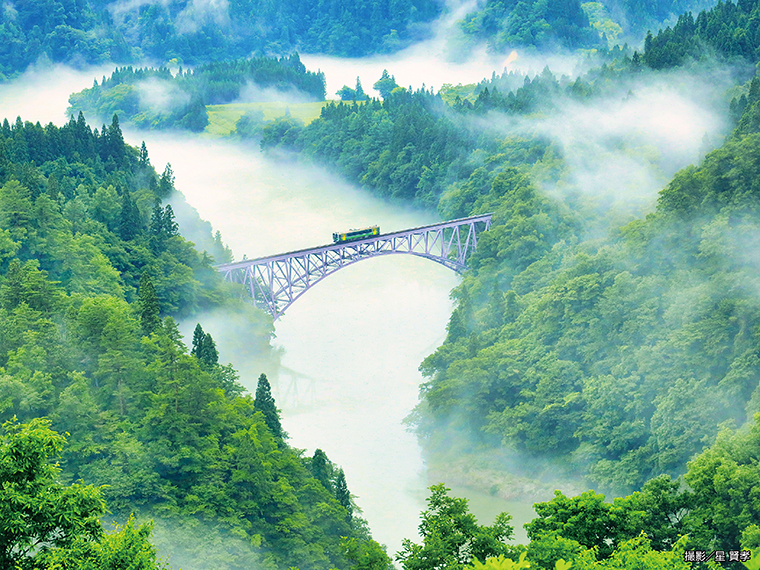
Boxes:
[204,101,330,137]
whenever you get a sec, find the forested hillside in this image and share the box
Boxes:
[0,112,381,569]
[0,0,440,78]
[643,0,760,68]
[454,0,721,51]
[68,54,326,131]
[0,0,727,80]
[396,413,760,568]
[7,0,760,565]
[258,0,760,501]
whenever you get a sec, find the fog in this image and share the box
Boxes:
[132,132,473,551]
[302,0,593,99]
[0,58,545,558]
[0,36,744,562]
[540,70,732,213]
[449,63,738,236]
[0,63,115,125]
[137,77,192,113]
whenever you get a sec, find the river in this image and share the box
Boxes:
[1,42,728,559]
[135,133,527,552]
[0,64,530,557]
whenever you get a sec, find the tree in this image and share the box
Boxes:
[191,323,205,359]
[191,323,219,368]
[139,141,150,168]
[342,537,394,570]
[254,373,284,439]
[397,484,514,570]
[158,164,174,197]
[0,417,105,568]
[149,200,164,237]
[525,490,641,559]
[355,77,368,100]
[117,188,141,241]
[138,272,161,336]
[162,205,179,237]
[103,113,126,165]
[337,85,357,101]
[684,416,760,551]
[311,448,333,491]
[373,70,398,99]
[0,417,164,570]
[335,467,353,520]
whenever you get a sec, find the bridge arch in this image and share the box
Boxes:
[216,213,492,320]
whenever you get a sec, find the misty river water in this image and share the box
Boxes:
[0,35,735,557]
[138,133,532,551]
[0,64,533,556]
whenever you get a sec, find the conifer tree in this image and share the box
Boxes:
[138,272,160,336]
[163,205,179,237]
[139,141,150,168]
[202,333,218,367]
[150,201,164,236]
[355,77,366,101]
[104,114,125,165]
[158,164,175,197]
[192,324,219,368]
[191,323,205,359]
[118,189,141,241]
[311,448,332,491]
[334,468,352,520]
[254,373,284,439]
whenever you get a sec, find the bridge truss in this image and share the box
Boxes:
[216,213,493,320]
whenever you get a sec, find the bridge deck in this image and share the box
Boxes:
[216,213,493,320]
[215,213,494,270]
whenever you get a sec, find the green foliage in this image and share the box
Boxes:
[190,323,219,368]
[526,490,635,559]
[409,109,760,491]
[684,416,760,552]
[41,515,165,570]
[469,552,531,570]
[742,549,760,570]
[0,0,441,77]
[68,55,327,132]
[262,89,477,206]
[642,1,760,69]
[335,468,353,519]
[254,373,285,440]
[342,536,394,570]
[396,484,515,570]
[458,0,602,51]
[0,417,106,569]
[373,70,399,100]
[138,273,161,336]
[0,111,374,570]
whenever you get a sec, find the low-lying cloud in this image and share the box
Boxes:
[136,76,191,114]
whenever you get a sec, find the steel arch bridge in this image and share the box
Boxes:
[216,213,493,320]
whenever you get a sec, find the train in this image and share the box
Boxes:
[332,225,380,243]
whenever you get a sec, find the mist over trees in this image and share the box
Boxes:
[67,54,326,132]
[0,0,441,78]
[257,0,760,537]
[0,0,726,80]
[0,111,381,569]
[6,0,760,566]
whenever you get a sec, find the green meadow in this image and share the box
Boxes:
[204,101,332,136]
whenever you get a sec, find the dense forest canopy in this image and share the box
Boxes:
[0,111,385,570]
[257,0,760,505]
[6,0,760,566]
[67,53,326,131]
[0,0,441,77]
[0,0,729,79]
